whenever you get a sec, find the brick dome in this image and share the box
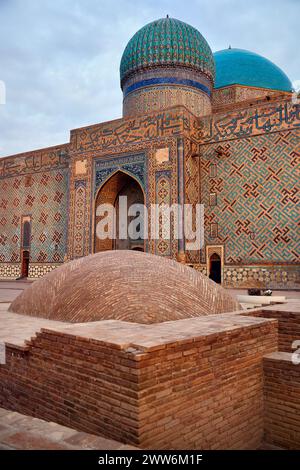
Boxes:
[9,251,240,324]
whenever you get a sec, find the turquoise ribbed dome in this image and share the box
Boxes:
[214,48,292,92]
[120,17,215,85]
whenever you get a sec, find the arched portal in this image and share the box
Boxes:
[94,171,145,253]
[209,253,222,284]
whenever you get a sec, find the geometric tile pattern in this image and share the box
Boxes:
[184,138,201,264]
[223,265,300,289]
[0,169,69,264]
[201,130,300,264]
[123,85,211,118]
[0,99,298,291]
[73,181,87,258]
[94,153,147,195]
[0,263,20,278]
[155,171,172,256]
[120,17,215,84]
[28,264,60,278]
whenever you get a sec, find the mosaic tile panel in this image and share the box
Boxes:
[223,265,300,289]
[123,86,211,118]
[94,153,147,195]
[184,138,201,264]
[73,181,87,258]
[0,263,20,278]
[155,172,172,256]
[0,168,69,264]
[201,130,300,264]
[28,263,62,279]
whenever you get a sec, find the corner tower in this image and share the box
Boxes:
[120,17,215,117]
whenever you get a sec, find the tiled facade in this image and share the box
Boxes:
[0,146,69,277]
[123,85,212,118]
[1,13,299,290]
[201,131,299,264]
[0,99,299,288]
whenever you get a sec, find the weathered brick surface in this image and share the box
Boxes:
[9,251,240,323]
[263,352,300,449]
[0,407,135,450]
[0,315,278,449]
[137,321,278,449]
[243,307,300,353]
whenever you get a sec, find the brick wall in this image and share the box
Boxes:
[0,331,140,445]
[0,316,277,449]
[137,320,277,449]
[263,352,300,449]
[244,309,300,353]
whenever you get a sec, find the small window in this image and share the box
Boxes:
[209,193,217,206]
[209,164,217,178]
[210,223,218,239]
[250,231,255,240]
[22,220,31,248]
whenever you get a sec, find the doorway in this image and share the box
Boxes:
[21,250,30,278]
[94,171,145,252]
[209,253,221,284]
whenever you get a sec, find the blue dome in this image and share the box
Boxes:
[214,48,292,92]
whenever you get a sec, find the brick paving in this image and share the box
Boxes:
[0,281,31,304]
[0,280,299,449]
[0,408,136,450]
[0,304,72,348]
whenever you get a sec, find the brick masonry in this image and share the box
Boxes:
[0,314,278,449]
[8,251,240,323]
[244,306,300,353]
[263,352,300,449]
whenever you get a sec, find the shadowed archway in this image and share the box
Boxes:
[94,171,145,253]
[209,253,221,284]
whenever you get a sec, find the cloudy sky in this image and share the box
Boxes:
[0,0,299,157]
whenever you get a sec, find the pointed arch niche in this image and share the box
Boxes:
[94,170,145,253]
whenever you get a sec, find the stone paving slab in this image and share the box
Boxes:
[262,300,300,314]
[0,306,72,348]
[0,408,137,450]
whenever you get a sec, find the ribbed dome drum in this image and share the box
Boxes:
[120,17,215,117]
